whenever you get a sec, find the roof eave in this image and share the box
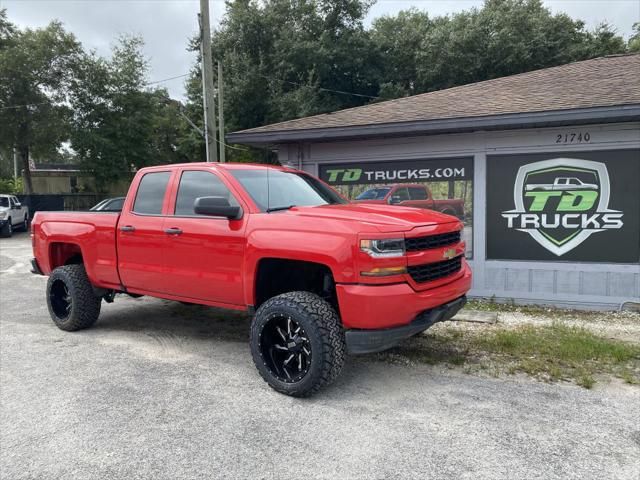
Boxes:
[226,104,640,146]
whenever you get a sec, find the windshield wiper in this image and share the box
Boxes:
[266,205,296,213]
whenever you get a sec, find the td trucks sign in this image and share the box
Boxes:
[319,157,472,185]
[487,150,639,263]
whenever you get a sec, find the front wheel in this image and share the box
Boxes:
[250,291,346,397]
[46,264,101,331]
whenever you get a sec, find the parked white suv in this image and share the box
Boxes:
[0,194,29,237]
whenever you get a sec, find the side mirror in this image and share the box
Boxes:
[194,196,242,220]
[389,195,402,205]
[14,202,21,208]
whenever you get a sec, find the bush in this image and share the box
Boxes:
[0,177,23,194]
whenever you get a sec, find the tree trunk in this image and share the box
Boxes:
[447,179,455,199]
[19,146,33,194]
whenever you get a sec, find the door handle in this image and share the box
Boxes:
[120,225,135,233]
[164,227,182,235]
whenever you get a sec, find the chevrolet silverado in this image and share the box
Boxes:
[31,163,471,397]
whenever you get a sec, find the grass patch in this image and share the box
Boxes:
[378,322,640,388]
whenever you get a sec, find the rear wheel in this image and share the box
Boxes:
[250,291,346,397]
[19,215,28,231]
[46,264,101,331]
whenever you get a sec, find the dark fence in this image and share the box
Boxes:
[17,194,110,214]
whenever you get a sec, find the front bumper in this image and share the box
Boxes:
[345,295,467,354]
[336,261,472,330]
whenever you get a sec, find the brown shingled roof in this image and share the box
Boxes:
[229,54,640,142]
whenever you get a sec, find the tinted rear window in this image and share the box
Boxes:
[409,187,428,200]
[133,172,171,215]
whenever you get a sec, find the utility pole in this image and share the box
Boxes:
[199,0,217,162]
[218,62,226,163]
[13,148,18,181]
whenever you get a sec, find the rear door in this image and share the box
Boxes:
[117,170,173,294]
[162,168,247,305]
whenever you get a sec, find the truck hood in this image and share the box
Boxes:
[284,203,459,232]
[0,206,9,213]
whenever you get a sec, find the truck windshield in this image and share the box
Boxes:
[356,188,390,200]
[230,169,347,212]
[0,198,8,207]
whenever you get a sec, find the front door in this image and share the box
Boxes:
[162,169,246,306]
[117,170,173,294]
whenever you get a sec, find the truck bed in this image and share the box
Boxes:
[31,211,122,289]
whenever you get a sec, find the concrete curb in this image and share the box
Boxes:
[451,310,498,324]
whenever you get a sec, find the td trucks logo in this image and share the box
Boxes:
[501,158,624,256]
[318,158,473,185]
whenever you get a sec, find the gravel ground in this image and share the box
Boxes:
[1,232,639,479]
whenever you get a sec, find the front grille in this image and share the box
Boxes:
[408,256,462,283]
[405,230,461,252]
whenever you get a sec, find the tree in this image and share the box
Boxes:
[413,0,621,92]
[627,22,640,52]
[0,10,81,192]
[371,9,431,98]
[70,36,192,191]
[209,0,379,134]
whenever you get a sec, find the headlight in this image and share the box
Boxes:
[0,211,7,219]
[360,238,405,258]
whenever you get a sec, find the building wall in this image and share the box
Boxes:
[280,122,640,310]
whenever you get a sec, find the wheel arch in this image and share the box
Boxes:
[252,257,340,315]
[49,242,85,269]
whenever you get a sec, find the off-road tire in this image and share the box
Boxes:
[250,291,346,397]
[46,264,101,331]
[1,218,12,237]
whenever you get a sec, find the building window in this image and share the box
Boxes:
[319,157,474,258]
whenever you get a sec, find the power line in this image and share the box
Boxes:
[0,101,50,111]
[144,73,190,86]
[257,73,379,99]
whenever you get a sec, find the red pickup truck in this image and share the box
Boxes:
[31,163,471,397]
[354,184,465,218]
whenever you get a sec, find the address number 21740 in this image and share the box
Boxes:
[555,132,591,144]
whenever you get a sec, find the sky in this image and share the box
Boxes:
[2,0,639,101]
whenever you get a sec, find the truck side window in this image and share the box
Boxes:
[389,187,410,204]
[175,170,238,216]
[133,171,171,215]
[408,187,428,200]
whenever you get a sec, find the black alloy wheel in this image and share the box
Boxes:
[46,264,101,331]
[250,291,346,397]
[49,279,73,319]
[259,314,312,383]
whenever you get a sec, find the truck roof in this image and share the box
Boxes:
[137,162,296,173]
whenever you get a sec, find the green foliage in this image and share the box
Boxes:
[379,321,640,388]
[69,37,194,191]
[0,9,81,192]
[371,8,432,97]
[210,0,380,133]
[412,0,625,92]
[0,176,23,194]
[628,22,640,52]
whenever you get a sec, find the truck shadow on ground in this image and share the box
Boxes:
[93,297,252,344]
